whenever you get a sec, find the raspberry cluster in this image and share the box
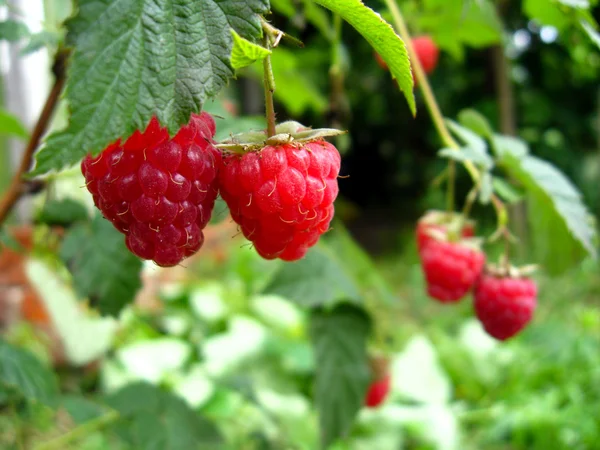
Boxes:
[218,140,341,261]
[81,113,221,267]
[416,210,538,340]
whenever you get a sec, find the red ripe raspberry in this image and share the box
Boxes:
[219,140,340,261]
[81,113,221,267]
[412,36,439,74]
[416,210,474,252]
[474,273,537,340]
[365,373,391,408]
[420,239,485,303]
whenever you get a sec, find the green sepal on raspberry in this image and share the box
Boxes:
[81,112,221,267]
[217,122,345,261]
[416,209,475,251]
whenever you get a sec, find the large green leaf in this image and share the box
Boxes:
[107,382,223,450]
[36,198,89,226]
[0,339,58,405]
[493,135,597,274]
[263,244,361,307]
[312,0,415,114]
[33,0,268,175]
[60,214,143,316]
[310,304,371,449]
[0,19,30,42]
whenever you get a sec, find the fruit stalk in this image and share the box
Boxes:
[0,49,69,226]
[262,34,277,138]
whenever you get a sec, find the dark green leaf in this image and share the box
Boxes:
[263,245,361,307]
[312,0,415,114]
[60,214,142,316]
[310,304,371,449]
[493,134,597,274]
[33,0,268,175]
[0,19,30,42]
[325,223,396,305]
[0,108,28,139]
[0,339,58,406]
[107,382,223,450]
[62,395,106,424]
[36,199,89,226]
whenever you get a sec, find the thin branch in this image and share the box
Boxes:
[0,49,69,226]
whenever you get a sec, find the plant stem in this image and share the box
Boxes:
[262,34,276,138]
[446,161,455,212]
[384,0,509,233]
[33,410,120,450]
[0,49,68,226]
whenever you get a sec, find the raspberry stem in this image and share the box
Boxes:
[384,0,510,244]
[262,32,277,138]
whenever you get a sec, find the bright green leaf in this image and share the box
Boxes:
[494,134,598,274]
[458,109,493,139]
[107,382,223,450]
[263,245,361,306]
[0,19,30,42]
[312,0,415,114]
[33,0,268,175]
[36,198,89,226]
[0,339,58,405]
[523,0,570,30]
[230,29,271,70]
[0,108,29,139]
[310,304,371,449]
[60,214,143,317]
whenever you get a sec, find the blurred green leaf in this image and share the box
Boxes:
[0,228,24,252]
[0,339,58,406]
[36,198,89,226]
[438,147,494,169]
[62,395,107,424]
[0,108,28,139]
[446,119,488,155]
[60,214,142,317]
[230,29,271,70]
[107,382,223,450]
[0,19,30,42]
[492,176,524,204]
[581,19,600,49]
[313,0,415,114]
[263,245,361,307]
[493,134,598,274]
[458,109,494,139]
[310,304,371,449]
[479,172,493,204]
[21,30,61,55]
[523,0,570,30]
[325,223,397,305]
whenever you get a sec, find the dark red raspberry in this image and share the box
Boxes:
[412,36,439,74]
[474,273,537,340]
[81,113,221,267]
[416,210,475,252]
[420,238,485,303]
[365,373,391,408]
[218,140,340,261]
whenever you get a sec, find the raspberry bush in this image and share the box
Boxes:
[0,0,598,449]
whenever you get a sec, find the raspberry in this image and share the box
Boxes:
[416,210,474,252]
[420,238,485,303]
[474,273,537,340]
[81,113,221,267]
[365,373,391,408]
[412,36,439,74]
[218,140,340,261]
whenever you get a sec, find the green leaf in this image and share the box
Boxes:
[0,108,29,139]
[60,214,142,316]
[230,29,271,70]
[36,199,89,226]
[492,176,524,204]
[0,19,30,42]
[33,0,268,175]
[325,223,397,305]
[493,134,598,274]
[107,382,223,450]
[21,30,61,55]
[310,304,371,449]
[0,339,58,405]
[263,245,361,307]
[457,109,493,139]
[312,0,415,114]
[523,0,570,30]
[446,119,488,155]
[479,172,493,205]
[438,147,494,170]
[0,228,24,253]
